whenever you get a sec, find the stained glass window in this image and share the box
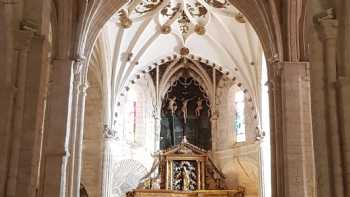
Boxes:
[235,90,246,142]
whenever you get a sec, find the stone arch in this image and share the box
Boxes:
[159,60,213,102]
[43,0,311,197]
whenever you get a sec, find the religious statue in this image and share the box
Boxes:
[167,97,177,115]
[182,167,191,191]
[181,98,191,123]
[195,97,203,117]
[173,161,197,191]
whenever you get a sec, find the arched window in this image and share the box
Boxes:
[235,90,246,142]
[125,90,137,143]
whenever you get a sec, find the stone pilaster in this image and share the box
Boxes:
[39,59,75,197]
[268,61,283,197]
[5,28,35,197]
[15,31,49,197]
[282,62,315,197]
[269,61,316,197]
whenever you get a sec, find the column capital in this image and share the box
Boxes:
[103,125,118,140]
[72,57,88,88]
[255,130,265,142]
[317,9,338,40]
[73,56,87,75]
[266,61,283,91]
[78,80,89,95]
[14,20,44,50]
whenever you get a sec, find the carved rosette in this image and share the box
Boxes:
[180,47,190,56]
[194,24,206,35]
[160,25,171,34]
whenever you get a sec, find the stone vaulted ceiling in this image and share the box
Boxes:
[90,0,264,126]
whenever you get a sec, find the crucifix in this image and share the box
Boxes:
[181,98,191,124]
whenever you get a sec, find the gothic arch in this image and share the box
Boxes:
[159,59,213,101]
[78,0,283,66]
[40,0,311,196]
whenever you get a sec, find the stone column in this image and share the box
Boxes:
[3,29,34,197]
[0,6,24,192]
[270,61,316,197]
[39,59,75,197]
[337,1,350,195]
[318,15,345,197]
[102,126,118,197]
[66,59,89,197]
[15,31,50,197]
[4,27,47,197]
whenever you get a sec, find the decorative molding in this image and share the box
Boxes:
[73,57,87,76]
[20,19,38,33]
[318,20,338,40]
[103,125,118,140]
[234,13,246,23]
[116,9,132,29]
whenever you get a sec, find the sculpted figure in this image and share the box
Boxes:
[195,97,203,117]
[168,97,177,115]
[183,167,190,191]
[181,98,191,123]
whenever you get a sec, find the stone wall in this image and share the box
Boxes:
[213,79,261,196]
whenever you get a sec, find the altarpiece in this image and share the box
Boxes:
[126,137,245,197]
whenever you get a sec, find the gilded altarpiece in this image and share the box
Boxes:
[127,139,245,197]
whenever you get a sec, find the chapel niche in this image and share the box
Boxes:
[160,74,211,150]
